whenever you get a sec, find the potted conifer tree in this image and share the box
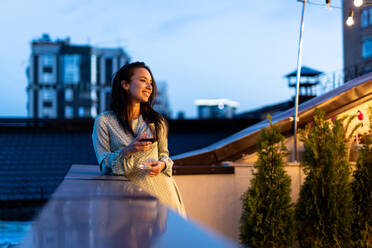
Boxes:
[240,116,294,248]
[351,131,372,247]
[295,109,353,248]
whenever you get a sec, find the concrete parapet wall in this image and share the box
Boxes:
[174,162,305,242]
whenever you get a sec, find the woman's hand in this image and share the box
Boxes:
[144,161,166,177]
[123,132,152,158]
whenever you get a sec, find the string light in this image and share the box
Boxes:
[346,9,355,26]
[354,0,363,7]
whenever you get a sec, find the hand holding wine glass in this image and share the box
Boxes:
[122,131,153,158]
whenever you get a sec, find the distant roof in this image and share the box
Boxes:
[31,34,129,58]
[285,66,323,78]
[235,100,293,120]
[32,33,70,45]
[195,99,239,108]
[0,131,97,201]
[0,118,259,202]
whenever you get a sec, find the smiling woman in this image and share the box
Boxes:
[92,62,186,217]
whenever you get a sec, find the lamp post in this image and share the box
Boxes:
[293,0,306,162]
[292,0,355,162]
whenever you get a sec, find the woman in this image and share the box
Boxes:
[92,62,186,217]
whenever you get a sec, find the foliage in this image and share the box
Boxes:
[367,105,372,129]
[351,131,372,247]
[240,116,294,248]
[342,114,362,143]
[295,109,353,248]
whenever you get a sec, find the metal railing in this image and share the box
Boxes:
[314,61,372,96]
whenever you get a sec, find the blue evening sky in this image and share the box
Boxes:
[0,0,343,118]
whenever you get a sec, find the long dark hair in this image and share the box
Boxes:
[110,62,167,141]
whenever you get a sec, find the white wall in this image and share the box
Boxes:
[174,163,305,242]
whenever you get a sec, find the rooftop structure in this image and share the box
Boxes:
[195,99,239,119]
[285,66,323,102]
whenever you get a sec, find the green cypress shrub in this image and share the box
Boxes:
[240,116,294,248]
[295,109,353,248]
[351,135,372,247]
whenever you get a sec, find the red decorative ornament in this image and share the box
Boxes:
[357,110,363,121]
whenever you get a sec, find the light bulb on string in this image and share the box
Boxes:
[354,0,363,7]
[346,9,355,26]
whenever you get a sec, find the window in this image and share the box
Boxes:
[360,8,372,28]
[40,54,54,83]
[360,7,372,28]
[90,106,97,118]
[79,91,90,99]
[65,89,73,101]
[90,90,97,101]
[43,67,52,73]
[362,37,372,58]
[105,58,113,83]
[41,89,55,117]
[199,107,211,119]
[63,55,81,84]
[65,106,74,118]
[42,54,54,66]
[42,89,54,100]
[105,92,111,111]
[78,106,85,117]
[362,9,369,27]
[43,101,52,107]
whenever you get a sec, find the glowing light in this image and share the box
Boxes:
[346,17,354,26]
[346,9,354,26]
[354,0,363,7]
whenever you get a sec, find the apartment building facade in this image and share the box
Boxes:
[26,34,130,118]
[343,0,372,78]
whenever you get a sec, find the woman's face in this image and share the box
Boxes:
[122,67,153,104]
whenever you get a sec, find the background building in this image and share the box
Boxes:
[153,81,172,119]
[195,99,239,119]
[26,34,130,119]
[343,0,372,78]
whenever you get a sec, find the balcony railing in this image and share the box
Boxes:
[315,60,372,96]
